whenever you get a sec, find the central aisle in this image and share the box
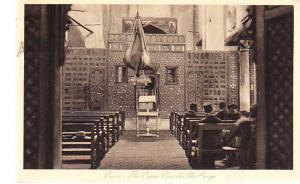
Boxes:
[99,131,192,169]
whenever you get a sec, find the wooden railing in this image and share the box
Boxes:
[108,33,186,52]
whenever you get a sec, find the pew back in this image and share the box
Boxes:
[62,119,101,169]
[194,121,237,168]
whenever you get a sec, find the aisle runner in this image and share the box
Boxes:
[99,131,192,169]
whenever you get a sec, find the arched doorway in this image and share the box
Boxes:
[186,71,204,110]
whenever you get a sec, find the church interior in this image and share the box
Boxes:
[23,4,293,170]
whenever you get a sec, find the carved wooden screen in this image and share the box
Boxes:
[187,72,203,110]
[187,51,238,110]
[89,69,105,110]
[227,52,239,106]
[256,6,293,169]
[107,33,186,117]
[265,10,293,169]
[63,48,106,111]
[24,8,41,169]
[24,4,69,169]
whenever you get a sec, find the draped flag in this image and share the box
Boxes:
[123,13,150,77]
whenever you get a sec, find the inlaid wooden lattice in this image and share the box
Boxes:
[187,51,238,109]
[106,51,136,117]
[153,52,185,117]
[187,72,203,110]
[24,13,41,169]
[227,52,239,106]
[63,48,106,110]
[266,13,293,169]
[107,50,186,118]
[108,33,185,52]
[89,69,105,110]
[107,33,186,118]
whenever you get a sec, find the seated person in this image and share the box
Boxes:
[200,103,222,123]
[215,102,229,120]
[185,103,198,117]
[224,105,257,169]
[227,104,240,120]
[185,104,198,143]
[199,103,222,169]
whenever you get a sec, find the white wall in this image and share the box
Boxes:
[108,5,128,33]
[225,5,250,38]
[171,5,194,50]
[67,4,247,51]
[200,5,225,51]
[68,4,105,48]
[128,5,171,17]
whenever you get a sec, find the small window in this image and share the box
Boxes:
[165,66,178,85]
[115,66,128,83]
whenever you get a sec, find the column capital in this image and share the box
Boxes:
[239,39,254,49]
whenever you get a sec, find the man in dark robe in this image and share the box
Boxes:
[224,105,257,169]
[200,103,222,123]
[215,102,229,120]
[227,104,240,120]
[185,103,198,117]
[197,103,222,169]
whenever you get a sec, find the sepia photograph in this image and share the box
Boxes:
[18,1,297,182]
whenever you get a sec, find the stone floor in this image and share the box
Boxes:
[99,130,192,169]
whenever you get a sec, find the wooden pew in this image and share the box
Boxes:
[63,113,115,151]
[63,114,109,153]
[172,112,178,137]
[183,115,206,153]
[63,111,123,148]
[97,111,125,140]
[170,110,239,169]
[169,111,181,135]
[62,118,103,169]
[173,111,207,145]
[95,111,125,142]
[169,111,174,134]
[193,121,237,169]
[88,110,125,139]
[174,112,185,143]
[119,110,125,135]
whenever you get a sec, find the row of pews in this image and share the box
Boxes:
[62,110,125,169]
[170,111,238,169]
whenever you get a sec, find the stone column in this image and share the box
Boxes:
[239,48,250,111]
[239,40,253,111]
[253,62,257,104]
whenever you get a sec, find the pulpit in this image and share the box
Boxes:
[136,95,159,139]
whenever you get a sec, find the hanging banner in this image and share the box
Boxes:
[123,13,150,77]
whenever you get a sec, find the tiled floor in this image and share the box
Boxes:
[62,130,240,169]
[99,131,192,169]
